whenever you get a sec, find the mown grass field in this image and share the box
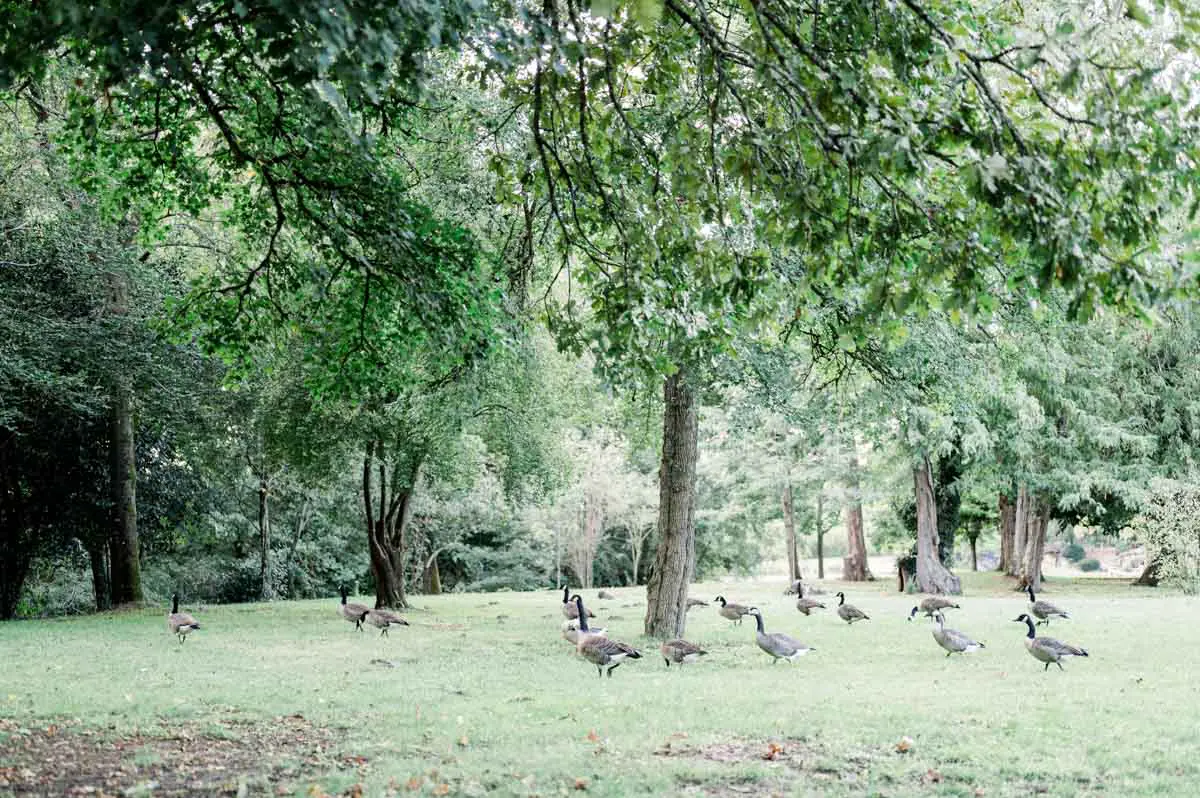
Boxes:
[1,573,1195,797]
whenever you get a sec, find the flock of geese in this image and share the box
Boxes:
[555,581,1089,677]
[167,581,1089,676]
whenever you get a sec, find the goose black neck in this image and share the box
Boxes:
[1027,585,1036,601]
[1022,616,1035,639]
[340,591,347,605]
[837,593,845,606]
[716,596,726,607]
[752,612,765,634]
[563,585,570,603]
[575,597,589,632]
[171,594,179,614]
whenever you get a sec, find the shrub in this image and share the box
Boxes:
[1063,543,1086,563]
[1079,558,1101,572]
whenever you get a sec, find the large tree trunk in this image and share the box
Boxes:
[782,481,799,582]
[644,370,698,639]
[258,476,272,600]
[815,492,824,579]
[842,451,871,581]
[1134,558,1161,586]
[913,457,961,595]
[970,534,978,572]
[86,539,111,611]
[1017,497,1050,591]
[363,439,421,610]
[998,492,1014,572]
[107,384,141,606]
[1007,484,1029,578]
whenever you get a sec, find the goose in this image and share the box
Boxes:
[660,639,708,667]
[908,596,961,620]
[928,612,984,656]
[714,595,752,625]
[1026,586,1069,625]
[573,595,641,678]
[1013,613,1088,671]
[748,608,815,662]
[167,593,201,644]
[561,585,596,620]
[835,592,870,624]
[365,609,409,637]
[562,618,607,645]
[686,598,709,610]
[597,589,616,600]
[794,579,826,616]
[339,585,370,631]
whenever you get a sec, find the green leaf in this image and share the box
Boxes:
[1124,0,1152,25]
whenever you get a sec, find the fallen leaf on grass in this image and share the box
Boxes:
[405,776,423,791]
[585,730,599,743]
[457,736,469,748]
[762,742,784,761]
[432,784,450,796]
[923,769,943,784]
[574,777,588,790]
[894,736,913,754]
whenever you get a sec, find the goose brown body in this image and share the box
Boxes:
[660,639,707,667]
[929,612,984,656]
[561,585,596,620]
[167,593,200,644]
[573,596,640,677]
[339,586,370,631]
[749,608,814,662]
[910,596,961,619]
[365,609,409,637]
[714,596,752,624]
[793,579,826,616]
[836,592,869,624]
[1014,614,1088,670]
[1026,587,1069,625]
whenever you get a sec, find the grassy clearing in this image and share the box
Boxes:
[0,573,1194,797]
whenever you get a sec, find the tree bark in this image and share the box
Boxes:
[284,498,312,598]
[815,492,824,579]
[363,439,422,610]
[913,456,962,594]
[1008,484,1029,578]
[107,383,141,606]
[1134,558,1161,586]
[842,451,871,581]
[1017,496,1050,591]
[86,539,111,611]
[998,492,1014,572]
[782,481,799,582]
[644,370,698,639]
[970,534,978,572]
[258,476,272,600]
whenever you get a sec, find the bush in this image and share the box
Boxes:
[1063,543,1086,563]
[1079,558,1101,572]
[1128,479,1200,594]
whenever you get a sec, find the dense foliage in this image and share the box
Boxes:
[0,0,1198,618]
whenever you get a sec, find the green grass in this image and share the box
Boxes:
[0,573,1194,796]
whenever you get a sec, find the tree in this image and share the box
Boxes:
[503,0,1198,633]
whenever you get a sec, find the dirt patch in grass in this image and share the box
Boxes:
[0,714,351,796]
[658,736,878,797]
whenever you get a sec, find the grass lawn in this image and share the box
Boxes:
[0,572,1194,797]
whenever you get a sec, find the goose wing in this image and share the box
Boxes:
[762,632,809,656]
[1033,600,1068,617]
[939,627,982,651]
[1035,636,1087,657]
[840,604,869,621]
[168,612,198,631]
[662,639,706,657]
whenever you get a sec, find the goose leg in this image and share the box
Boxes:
[596,666,604,678]
[946,651,952,657]
[1044,662,1050,671]
[607,664,620,677]
[1055,660,1064,671]
[663,658,670,668]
